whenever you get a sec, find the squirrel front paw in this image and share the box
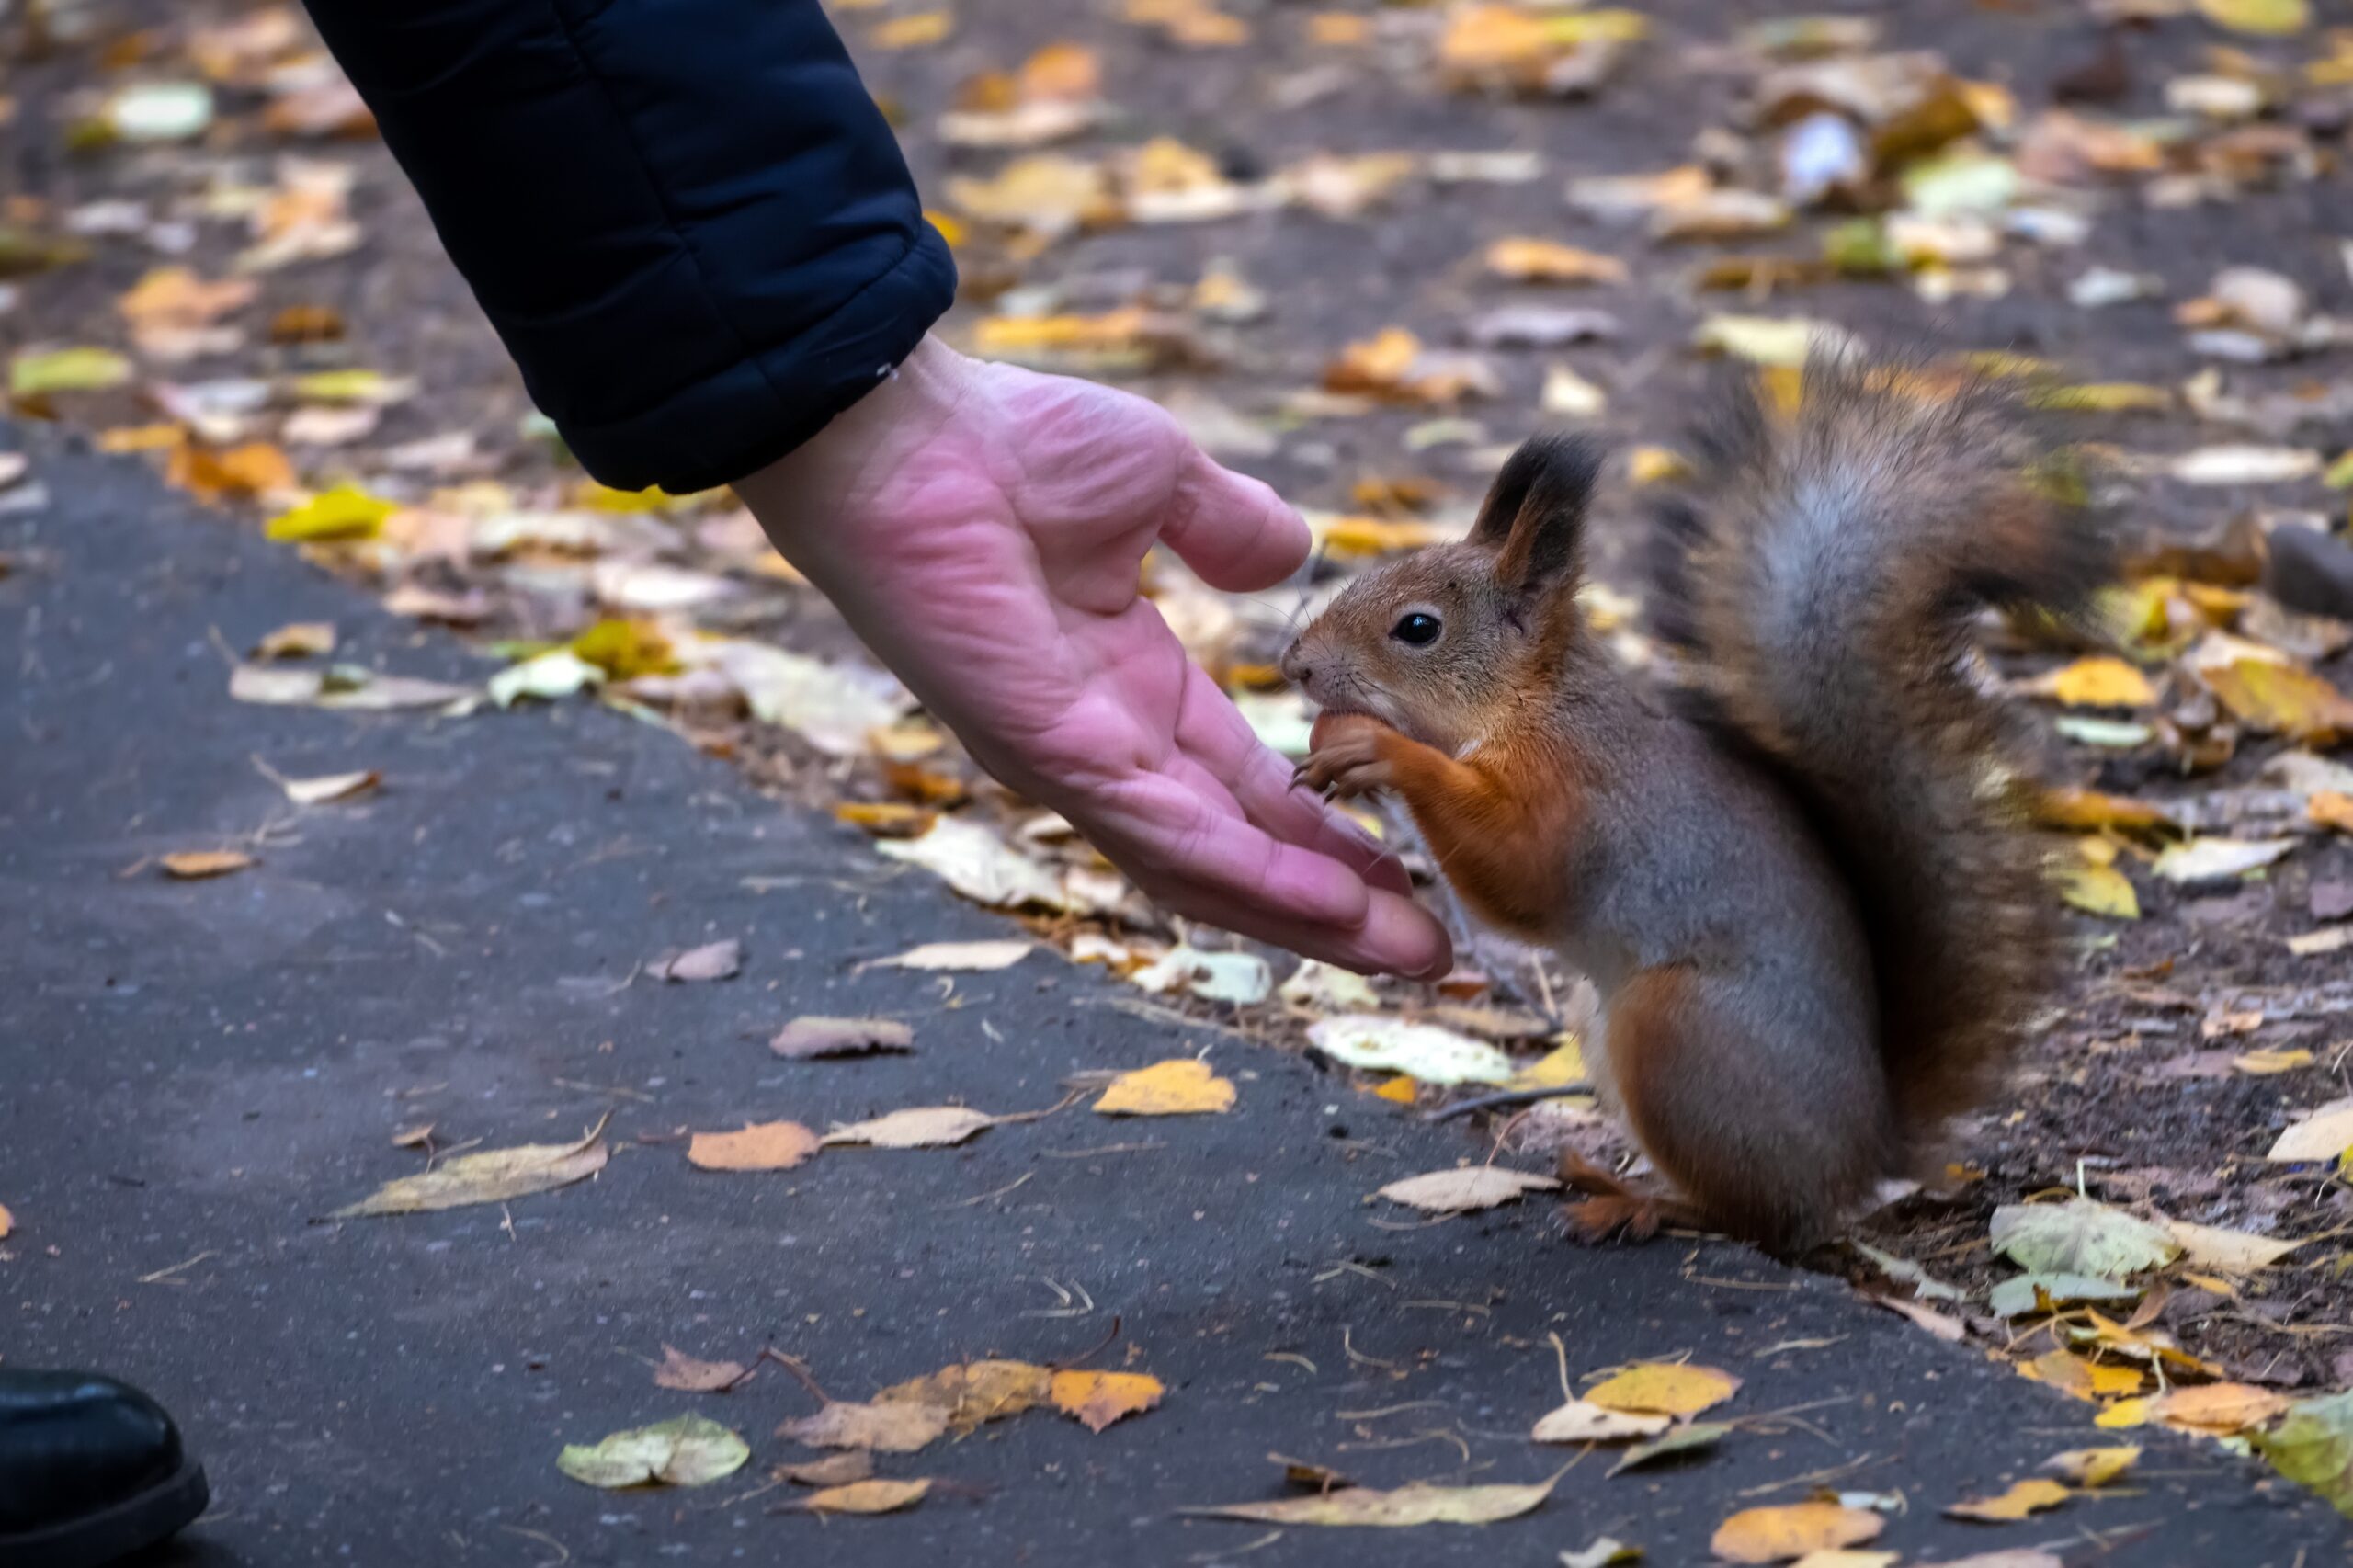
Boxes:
[1293,712,1394,800]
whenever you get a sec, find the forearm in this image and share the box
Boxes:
[1375,733,1570,937]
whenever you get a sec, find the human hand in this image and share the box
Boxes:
[733,337,1451,978]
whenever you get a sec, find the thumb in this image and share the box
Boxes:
[1161,443,1311,593]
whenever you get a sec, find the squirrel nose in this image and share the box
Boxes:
[1279,641,1311,688]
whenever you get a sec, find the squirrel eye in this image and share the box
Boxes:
[1391,612,1442,647]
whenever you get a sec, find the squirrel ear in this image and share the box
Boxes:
[1473,434,1602,597]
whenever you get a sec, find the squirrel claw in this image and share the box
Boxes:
[1557,1152,1682,1245]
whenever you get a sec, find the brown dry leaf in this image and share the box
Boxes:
[1094,1058,1236,1116]
[1321,328,1497,404]
[687,1121,820,1173]
[1945,1478,2071,1522]
[1586,1362,1741,1418]
[1871,1292,1967,1342]
[878,1359,1049,1432]
[1049,1369,1165,1432]
[822,1106,998,1150]
[331,1125,608,1217]
[2231,1047,2312,1074]
[779,1451,873,1485]
[1378,1166,1558,1213]
[2044,1446,2139,1487]
[161,850,255,880]
[2164,1218,2303,1271]
[770,1017,914,1060]
[863,939,1034,972]
[389,1122,434,1149]
[1484,237,1629,285]
[1711,1502,1883,1563]
[118,266,256,329]
[654,939,743,983]
[0,1202,12,1239]
[2032,787,2177,835]
[253,620,335,659]
[779,1399,950,1454]
[654,1346,750,1392]
[1531,1399,1670,1443]
[170,443,298,503]
[803,1477,930,1515]
[1185,1475,1556,1527]
[2201,659,2353,742]
[2313,791,2353,833]
[2146,1382,2291,1434]
[871,10,952,49]
[2266,1097,2353,1162]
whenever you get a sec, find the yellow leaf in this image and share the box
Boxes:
[569,619,679,681]
[332,1126,608,1217]
[2234,1047,2313,1075]
[1311,514,1451,557]
[803,1478,930,1515]
[2313,790,2353,834]
[1095,1058,1236,1116]
[1484,237,1629,285]
[161,849,255,880]
[2057,864,2140,920]
[1628,446,1692,486]
[265,484,398,542]
[2028,655,2156,709]
[252,620,335,659]
[1324,327,1422,394]
[779,1400,950,1454]
[871,9,952,48]
[1186,1476,1556,1527]
[835,801,936,836]
[972,307,1152,359]
[0,1202,13,1239]
[2033,787,2177,835]
[2151,1382,2292,1434]
[2026,382,2172,414]
[2202,659,2353,743]
[169,442,297,502]
[878,1359,1049,1433]
[96,423,186,453]
[2022,1348,2143,1400]
[1510,1039,1587,1091]
[10,346,132,396]
[686,1121,819,1172]
[2096,1395,2155,1429]
[2045,1446,2139,1487]
[1692,314,1848,368]
[1372,1074,1418,1105]
[1586,1362,1741,1418]
[1945,1477,2071,1521]
[2198,0,2309,36]
[1711,1502,1883,1564]
[1050,1369,1165,1432]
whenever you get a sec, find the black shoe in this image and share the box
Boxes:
[0,1371,208,1567]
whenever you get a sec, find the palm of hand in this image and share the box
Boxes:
[753,353,1448,977]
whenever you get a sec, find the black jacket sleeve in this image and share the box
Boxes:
[299,0,957,493]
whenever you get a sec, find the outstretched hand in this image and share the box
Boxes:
[733,337,1451,979]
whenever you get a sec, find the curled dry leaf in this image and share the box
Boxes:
[779,1451,873,1486]
[1186,1476,1556,1527]
[2044,1446,2139,1487]
[822,1106,998,1150]
[332,1126,608,1217]
[654,1345,750,1392]
[557,1414,749,1489]
[1945,1478,2071,1522]
[1531,1399,1670,1444]
[687,1120,819,1172]
[1585,1362,1741,1418]
[803,1477,931,1515]
[2162,1218,2302,1271]
[862,939,1033,972]
[1711,1502,1883,1563]
[1608,1421,1731,1475]
[780,1399,952,1454]
[279,769,380,805]
[654,938,743,983]
[2152,837,2296,883]
[770,1016,913,1060]
[1379,1166,1558,1214]
[2098,1382,2290,1434]
[1094,1058,1236,1116]
[2266,1097,2353,1163]
[0,1202,12,1239]
[1049,1369,1164,1432]
[2022,655,2155,708]
[160,850,255,880]
[877,816,1073,912]
[252,620,335,659]
[1561,1538,1643,1568]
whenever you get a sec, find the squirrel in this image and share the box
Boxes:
[1281,357,2107,1254]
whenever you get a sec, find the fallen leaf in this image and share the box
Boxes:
[1186,1477,1556,1527]
[1306,1016,1517,1085]
[278,769,379,805]
[1561,1539,1643,1568]
[1095,1059,1236,1116]
[1279,959,1381,1013]
[264,483,398,542]
[864,939,1033,972]
[2266,1097,2353,1163]
[878,817,1072,911]
[687,1121,819,1172]
[557,1414,748,1489]
[878,1359,1049,1432]
[1987,1272,2141,1317]
[2147,1382,2291,1434]
[2024,1348,2144,1401]
[2044,1446,2139,1487]
[1911,1554,2062,1568]
[10,347,132,396]
[2168,446,2323,486]
[2250,1389,2353,1517]
[1692,314,1855,367]
[1945,1478,2071,1522]
[654,939,743,983]
[2314,792,2353,834]
[2032,788,2177,835]
[1871,1292,1969,1341]
[654,1346,750,1392]
[822,1106,998,1150]
[0,1203,12,1239]
[332,1127,608,1218]
[229,663,472,711]
[2058,864,2140,919]
[770,1017,914,1060]
[2202,660,2353,742]
[489,649,603,707]
[1991,1199,2180,1278]
[780,1400,951,1454]
[2025,655,2156,708]
[712,642,909,756]
[1484,237,1628,285]
[2153,837,2295,883]
[1050,1369,1165,1432]
[779,1452,873,1485]
[2233,1047,2314,1075]
[1129,945,1273,1004]
[1530,1400,1671,1443]
[2198,0,2310,36]
[1379,1166,1558,1213]
[1609,1422,1730,1475]
[252,620,335,660]
[803,1477,931,1515]
[1586,1363,1742,1418]
[160,850,254,880]
[1711,1502,1883,1563]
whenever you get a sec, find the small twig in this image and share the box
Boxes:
[138,1250,216,1285]
[758,1347,829,1405]
[1048,1313,1122,1372]
[945,1171,1033,1209]
[1424,1085,1590,1123]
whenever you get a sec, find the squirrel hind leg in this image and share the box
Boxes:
[1602,965,1886,1256]
[1555,1152,1705,1244]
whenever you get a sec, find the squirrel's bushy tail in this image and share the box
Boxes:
[1650,356,2107,1153]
